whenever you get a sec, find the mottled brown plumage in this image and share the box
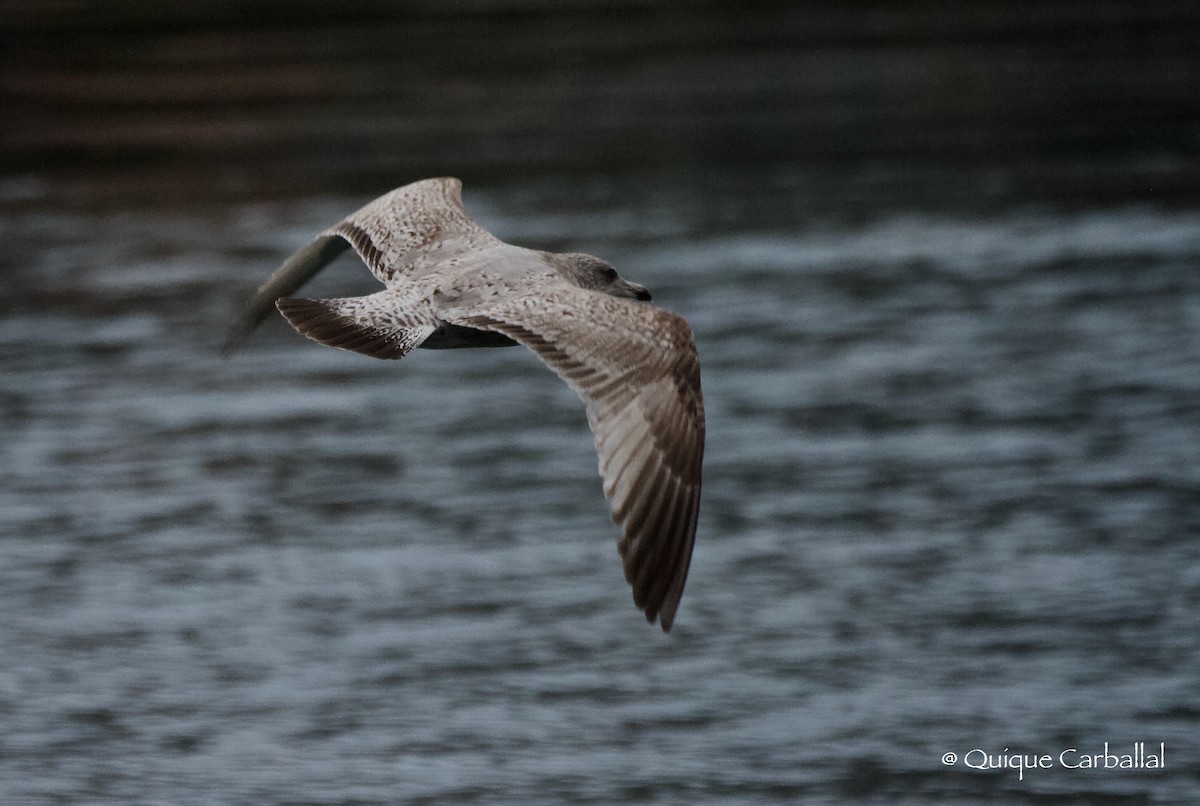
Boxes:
[225,177,704,631]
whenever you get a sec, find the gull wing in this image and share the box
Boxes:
[445,287,704,631]
[223,177,497,353]
[324,176,500,285]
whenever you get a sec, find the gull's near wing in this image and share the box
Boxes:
[444,286,705,631]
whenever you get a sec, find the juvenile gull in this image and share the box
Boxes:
[224,177,704,631]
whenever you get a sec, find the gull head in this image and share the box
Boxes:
[551,252,653,302]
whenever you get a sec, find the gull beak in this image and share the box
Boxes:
[624,281,652,302]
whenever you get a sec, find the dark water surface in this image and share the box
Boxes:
[3,4,1200,804]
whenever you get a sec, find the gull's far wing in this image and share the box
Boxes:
[324,176,500,285]
[223,177,498,354]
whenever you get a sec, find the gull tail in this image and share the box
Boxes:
[276,293,435,361]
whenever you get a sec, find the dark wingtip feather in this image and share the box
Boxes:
[221,235,351,357]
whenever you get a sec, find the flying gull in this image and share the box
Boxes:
[223,177,704,631]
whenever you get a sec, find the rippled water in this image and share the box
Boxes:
[2,179,1198,804]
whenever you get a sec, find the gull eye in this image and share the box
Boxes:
[600,265,618,281]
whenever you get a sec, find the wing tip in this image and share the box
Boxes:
[219,296,279,357]
[221,234,352,357]
[641,589,681,633]
[218,320,252,358]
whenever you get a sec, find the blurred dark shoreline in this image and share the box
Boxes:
[3,1,1199,210]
